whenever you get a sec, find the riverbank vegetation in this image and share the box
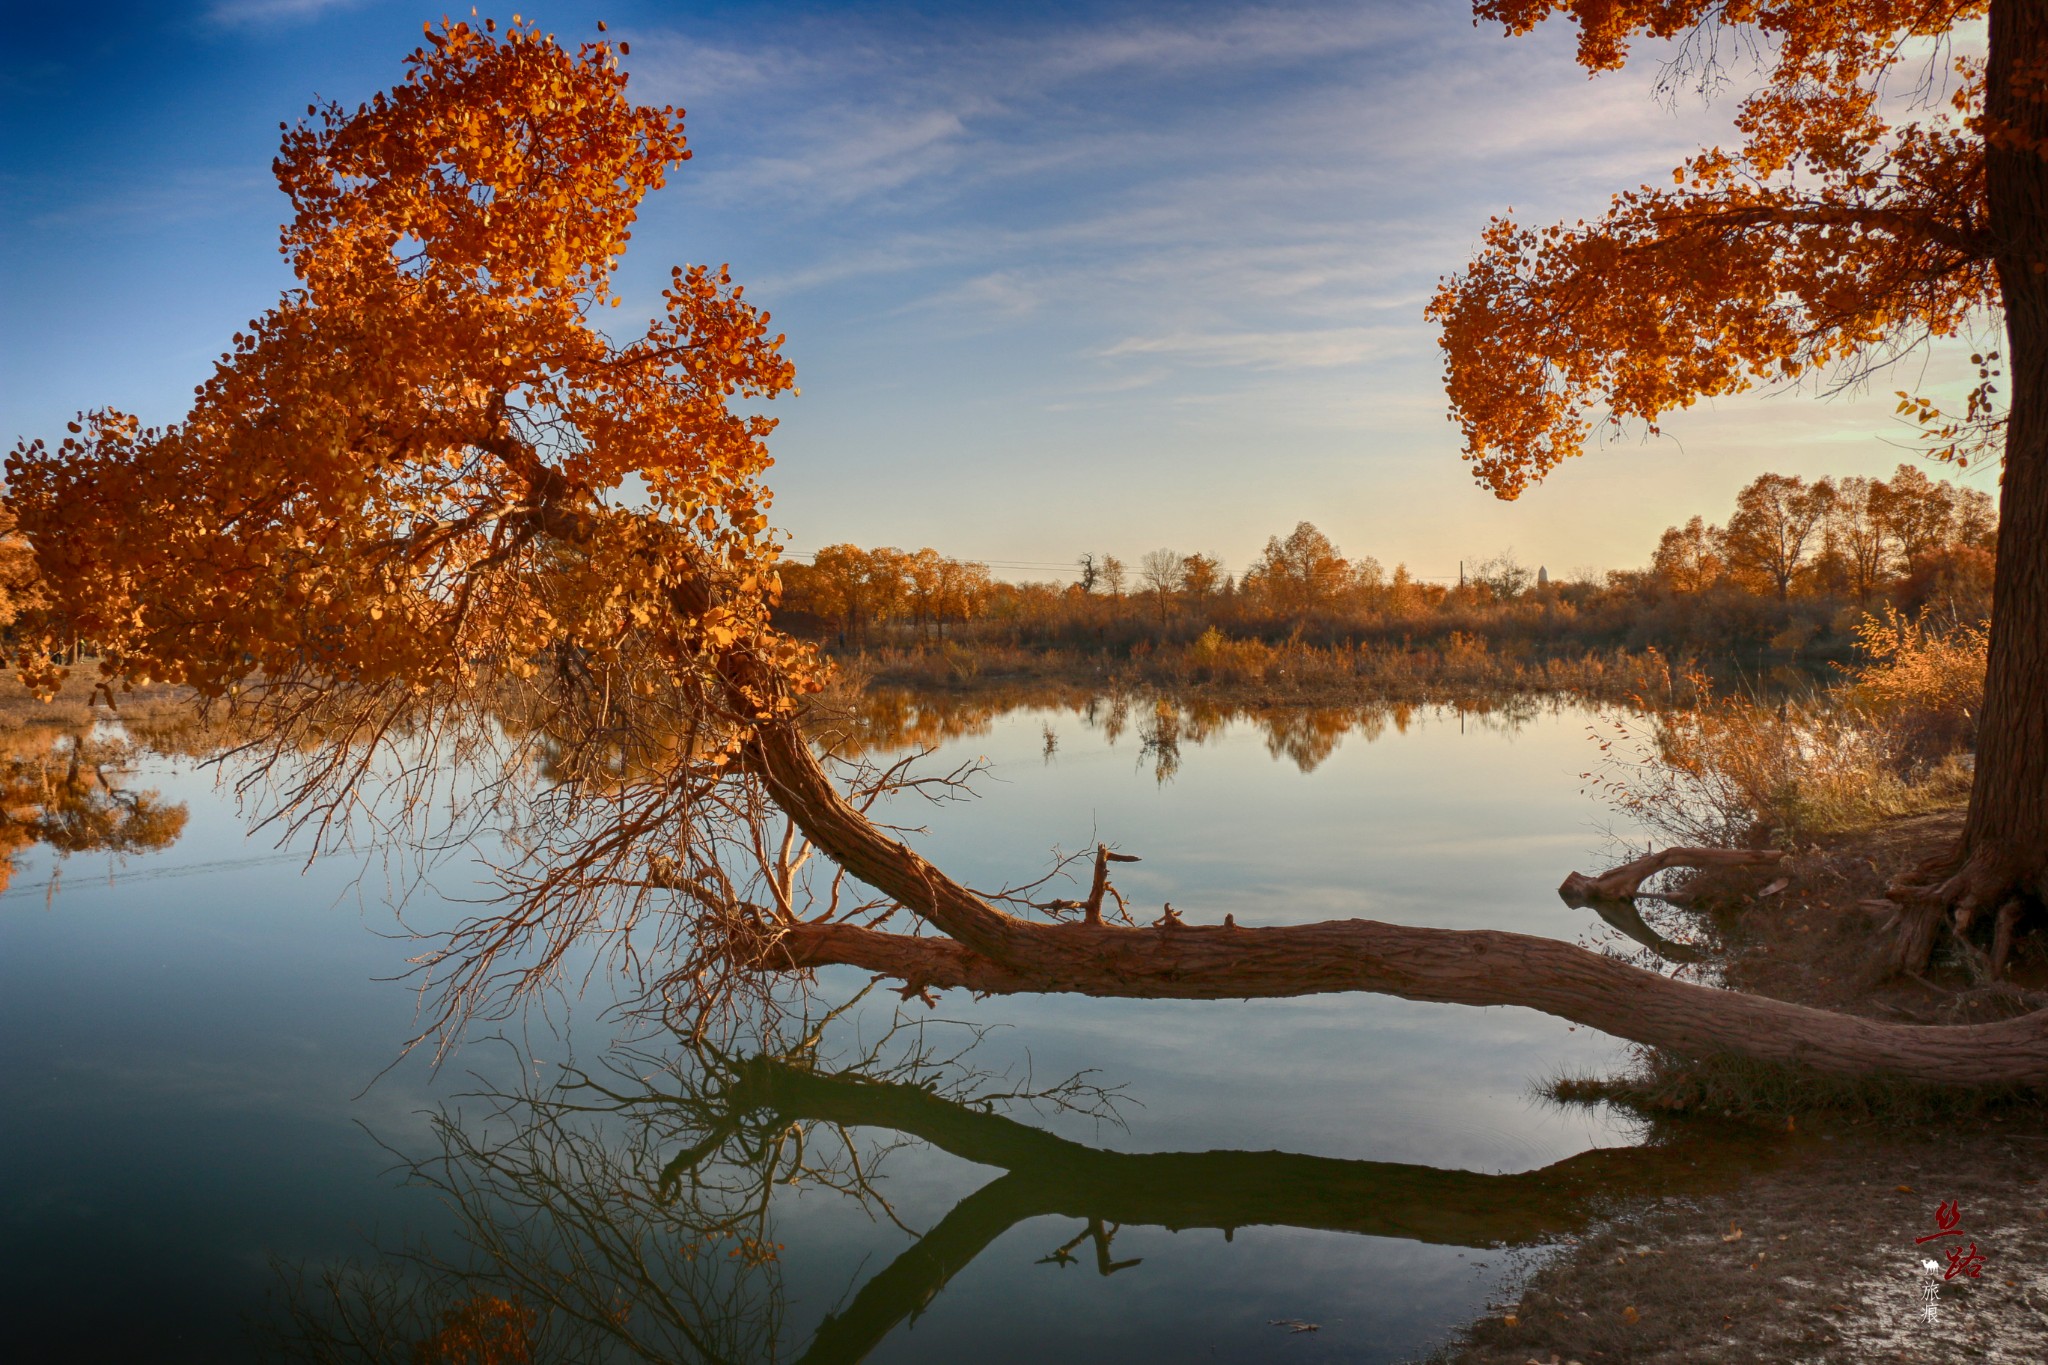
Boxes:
[778,466,1995,687]
[1588,608,1991,851]
[1431,628,2047,1365]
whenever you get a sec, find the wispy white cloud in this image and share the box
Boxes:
[659,1,1826,566]
[11,0,1916,575]
[1026,1,1412,83]
[1101,325,1398,370]
[25,169,271,230]
[204,0,365,28]
[724,106,981,206]
[629,32,832,106]
[1081,367,1171,395]
[907,270,1046,323]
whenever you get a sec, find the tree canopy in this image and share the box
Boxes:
[1433,0,2047,960]
[8,17,806,714]
[1430,0,1994,497]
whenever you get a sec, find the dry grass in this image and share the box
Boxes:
[1841,605,1988,757]
[1584,610,1986,848]
[0,669,195,730]
[856,632,1699,707]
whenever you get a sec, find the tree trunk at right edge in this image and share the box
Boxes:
[1967,0,2048,913]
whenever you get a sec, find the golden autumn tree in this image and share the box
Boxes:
[1430,1,2047,969]
[10,17,2048,1083]
[7,17,814,1028]
[11,17,801,708]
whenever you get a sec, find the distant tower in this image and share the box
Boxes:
[1537,565,1549,588]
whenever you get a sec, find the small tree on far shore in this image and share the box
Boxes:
[1138,549,1183,621]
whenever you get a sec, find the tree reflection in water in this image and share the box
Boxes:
[0,722,187,893]
[818,686,1559,782]
[278,1003,1782,1363]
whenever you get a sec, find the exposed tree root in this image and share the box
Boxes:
[1885,844,2047,981]
[1557,846,1785,904]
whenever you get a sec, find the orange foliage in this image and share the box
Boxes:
[1432,2,1994,497]
[1844,604,1990,753]
[783,544,993,640]
[0,505,43,632]
[6,17,803,709]
[411,1293,536,1365]
[0,20,831,1036]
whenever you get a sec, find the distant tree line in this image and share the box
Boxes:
[780,545,996,643]
[777,465,1994,663]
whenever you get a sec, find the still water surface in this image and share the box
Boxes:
[1,692,1716,1362]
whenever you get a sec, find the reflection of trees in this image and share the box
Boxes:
[1251,706,1356,772]
[832,687,1555,776]
[0,724,186,892]
[809,688,1015,762]
[1136,698,1181,783]
[734,1058,1772,1365]
[281,1017,1779,1363]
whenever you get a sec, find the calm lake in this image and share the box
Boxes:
[1,690,1735,1362]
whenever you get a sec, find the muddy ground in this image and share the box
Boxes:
[1422,811,2048,1364]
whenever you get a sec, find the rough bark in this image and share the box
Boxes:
[1558,847,1785,903]
[1979,0,2048,901]
[759,912,2048,1087]
[1890,0,2048,971]
[704,641,2048,1086]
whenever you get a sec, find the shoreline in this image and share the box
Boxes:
[1422,810,2048,1364]
[9,668,2038,1359]
[836,643,1710,710]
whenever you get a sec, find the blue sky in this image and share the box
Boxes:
[0,0,1996,584]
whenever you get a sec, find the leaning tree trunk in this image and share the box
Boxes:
[512,414,2048,1090]
[710,662,2048,1087]
[1894,0,2048,970]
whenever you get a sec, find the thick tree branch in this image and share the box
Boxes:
[1558,846,1786,902]
[499,463,2048,1089]
[757,914,2048,1086]
[1662,200,1990,262]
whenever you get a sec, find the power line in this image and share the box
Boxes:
[780,550,1089,577]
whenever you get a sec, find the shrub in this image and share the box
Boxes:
[1590,606,1988,847]
[1840,605,1987,762]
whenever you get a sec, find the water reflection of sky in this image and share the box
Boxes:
[1,695,1666,1362]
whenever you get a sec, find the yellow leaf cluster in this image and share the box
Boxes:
[5,18,810,722]
[1436,2,1996,498]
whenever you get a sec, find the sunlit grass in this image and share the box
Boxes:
[1584,609,1985,848]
